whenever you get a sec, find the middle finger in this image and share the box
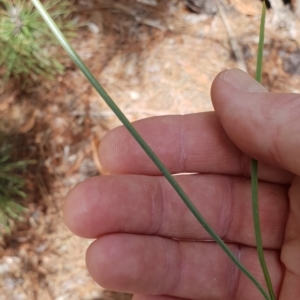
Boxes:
[64,173,288,248]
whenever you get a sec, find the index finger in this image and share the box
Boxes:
[99,112,292,184]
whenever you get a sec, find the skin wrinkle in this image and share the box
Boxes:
[270,123,285,169]
[281,196,290,246]
[282,117,300,167]
[141,177,155,234]
[230,244,242,300]
[281,240,300,278]
[238,150,251,178]
[167,240,184,296]
[257,94,300,171]
[282,95,300,130]
[218,176,235,242]
[141,177,157,235]
[289,261,300,278]
[260,96,285,167]
[281,178,300,275]
[153,177,166,236]
[262,93,300,123]
[259,183,289,251]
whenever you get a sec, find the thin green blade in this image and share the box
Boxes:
[253,2,276,300]
[30,1,270,299]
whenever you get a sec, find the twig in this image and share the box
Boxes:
[215,0,247,72]
[76,2,167,31]
[113,2,167,31]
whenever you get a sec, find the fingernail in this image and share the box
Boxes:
[220,69,267,92]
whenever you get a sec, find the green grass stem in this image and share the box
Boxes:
[31,0,270,299]
[253,2,276,300]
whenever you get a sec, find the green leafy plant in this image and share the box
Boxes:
[30,0,275,299]
[0,137,35,231]
[0,0,74,85]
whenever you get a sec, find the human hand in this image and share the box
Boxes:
[64,69,300,300]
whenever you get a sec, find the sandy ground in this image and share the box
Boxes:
[1,0,300,299]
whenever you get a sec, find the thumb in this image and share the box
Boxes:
[211,68,300,176]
